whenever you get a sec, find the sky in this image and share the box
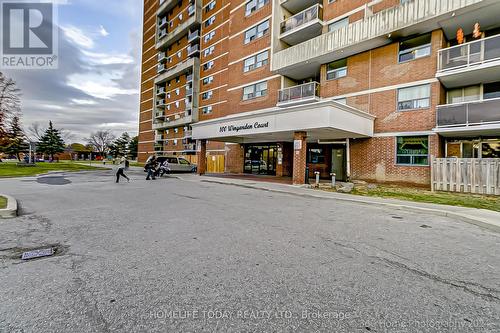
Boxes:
[3,0,144,143]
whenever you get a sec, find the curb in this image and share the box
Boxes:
[200,179,500,234]
[0,194,18,219]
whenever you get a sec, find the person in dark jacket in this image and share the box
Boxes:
[145,157,157,180]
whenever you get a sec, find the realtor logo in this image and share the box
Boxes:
[1,0,58,69]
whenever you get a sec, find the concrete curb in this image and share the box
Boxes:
[200,179,500,234]
[0,194,18,219]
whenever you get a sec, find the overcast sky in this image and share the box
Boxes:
[3,0,143,143]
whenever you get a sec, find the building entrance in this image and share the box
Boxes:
[244,144,278,175]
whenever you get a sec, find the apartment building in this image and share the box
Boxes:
[139,0,500,185]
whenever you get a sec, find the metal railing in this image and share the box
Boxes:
[278,82,320,104]
[438,33,500,72]
[436,97,500,127]
[280,4,322,34]
[188,30,199,42]
[187,44,199,55]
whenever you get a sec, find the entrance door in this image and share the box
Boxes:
[331,146,346,181]
[244,144,277,175]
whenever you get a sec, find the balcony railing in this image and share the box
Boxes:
[438,34,500,72]
[436,97,500,127]
[155,135,164,141]
[278,82,320,104]
[158,52,166,62]
[157,64,166,73]
[188,30,199,42]
[187,44,199,56]
[280,4,322,34]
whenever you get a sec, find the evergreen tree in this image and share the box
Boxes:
[110,132,131,158]
[129,136,138,160]
[37,121,65,160]
[4,115,27,161]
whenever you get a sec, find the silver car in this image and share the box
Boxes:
[159,156,197,173]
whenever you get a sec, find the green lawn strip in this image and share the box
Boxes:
[0,162,107,178]
[338,185,500,212]
[0,196,6,209]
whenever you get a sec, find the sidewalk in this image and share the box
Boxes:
[191,175,500,234]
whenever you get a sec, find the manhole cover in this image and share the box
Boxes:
[21,248,54,260]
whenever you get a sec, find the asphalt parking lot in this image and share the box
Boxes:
[0,169,499,332]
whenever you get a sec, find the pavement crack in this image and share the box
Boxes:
[376,256,500,303]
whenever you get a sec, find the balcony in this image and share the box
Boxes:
[153,114,194,130]
[157,87,165,96]
[158,52,167,63]
[280,0,322,14]
[188,30,200,43]
[156,1,202,51]
[157,64,166,74]
[280,4,323,46]
[184,130,193,138]
[159,16,168,29]
[435,97,500,136]
[158,0,178,17]
[437,34,500,88]
[277,82,320,107]
[187,44,199,57]
[155,134,164,142]
[272,0,498,80]
[184,144,196,151]
[155,57,199,86]
[154,144,163,152]
[156,99,165,108]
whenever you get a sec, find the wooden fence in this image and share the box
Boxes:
[431,158,500,195]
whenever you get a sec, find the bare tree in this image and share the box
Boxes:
[0,72,21,142]
[85,130,115,157]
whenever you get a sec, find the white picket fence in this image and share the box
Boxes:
[431,158,500,195]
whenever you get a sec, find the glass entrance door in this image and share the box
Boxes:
[244,144,278,175]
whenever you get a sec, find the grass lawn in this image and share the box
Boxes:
[0,162,107,178]
[0,196,6,209]
[325,184,500,212]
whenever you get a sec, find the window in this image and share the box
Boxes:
[204,31,215,43]
[326,58,347,80]
[244,20,269,44]
[397,84,431,110]
[447,86,480,104]
[398,34,431,62]
[204,46,215,57]
[202,76,214,85]
[205,16,216,28]
[202,106,213,114]
[174,128,179,133]
[243,81,267,100]
[243,50,269,72]
[205,1,216,13]
[202,91,213,100]
[203,61,214,70]
[396,136,429,165]
[179,158,190,165]
[484,81,500,100]
[308,148,325,164]
[328,17,348,32]
[245,0,268,16]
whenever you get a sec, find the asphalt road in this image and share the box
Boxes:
[0,169,499,332]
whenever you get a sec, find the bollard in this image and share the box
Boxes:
[330,173,336,188]
[315,171,320,187]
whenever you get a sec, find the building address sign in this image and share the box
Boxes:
[219,121,269,134]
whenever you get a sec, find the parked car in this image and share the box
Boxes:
[156,156,197,174]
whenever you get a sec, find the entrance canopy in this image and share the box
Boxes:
[192,100,375,143]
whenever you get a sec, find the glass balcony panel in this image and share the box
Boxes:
[437,104,467,127]
[280,5,320,34]
[278,82,319,104]
[468,99,500,124]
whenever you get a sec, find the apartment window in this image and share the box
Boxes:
[326,58,347,80]
[173,139,178,145]
[396,136,429,166]
[202,91,213,100]
[397,84,431,111]
[243,50,268,72]
[244,20,269,44]
[484,81,500,100]
[205,1,216,13]
[328,17,348,32]
[204,31,215,43]
[203,61,214,70]
[202,106,213,114]
[245,0,268,16]
[175,101,180,108]
[447,86,480,104]
[204,46,215,57]
[202,76,214,85]
[242,81,267,100]
[205,16,216,28]
[174,128,179,133]
[398,34,431,62]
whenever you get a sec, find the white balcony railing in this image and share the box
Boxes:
[278,82,320,104]
[438,33,500,73]
[436,97,500,127]
[280,4,322,35]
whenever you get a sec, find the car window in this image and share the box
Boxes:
[179,158,190,165]
[167,157,178,164]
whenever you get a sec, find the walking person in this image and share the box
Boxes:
[116,158,130,183]
[145,156,157,180]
